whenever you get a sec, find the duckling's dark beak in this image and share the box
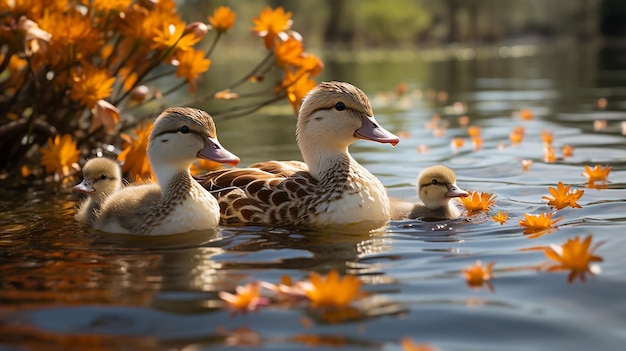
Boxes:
[445,183,469,198]
[199,136,240,167]
[355,115,400,146]
[72,178,96,193]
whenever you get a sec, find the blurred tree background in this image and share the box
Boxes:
[183,0,626,49]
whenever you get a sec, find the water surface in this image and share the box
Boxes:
[1,43,626,351]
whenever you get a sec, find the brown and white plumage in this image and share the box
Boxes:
[72,157,122,225]
[94,107,240,235]
[390,165,469,221]
[195,81,400,229]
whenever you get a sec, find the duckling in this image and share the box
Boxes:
[390,165,469,221]
[195,81,400,229]
[72,157,122,225]
[94,107,240,235]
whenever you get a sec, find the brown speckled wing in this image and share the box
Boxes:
[195,167,327,225]
[247,160,308,177]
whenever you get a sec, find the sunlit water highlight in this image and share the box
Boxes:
[1,44,626,351]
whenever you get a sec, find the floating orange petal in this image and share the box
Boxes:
[298,270,366,308]
[492,211,508,225]
[401,338,440,351]
[542,182,584,210]
[219,282,270,314]
[521,159,533,172]
[561,145,575,157]
[463,260,495,290]
[519,108,533,120]
[541,130,553,145]
[544,235,603,283]
[457,191,496,211]
[582,165,612,182]
[518,212,563,236]
[467,126,481,137]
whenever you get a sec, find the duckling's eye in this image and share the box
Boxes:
[100,174,107,180]
[431,179,439,185]
[180,126,190,134]
[334,102,346,111]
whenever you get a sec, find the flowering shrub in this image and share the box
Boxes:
[0,1,323,183]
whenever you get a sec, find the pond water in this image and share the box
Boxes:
[2,42,626,350]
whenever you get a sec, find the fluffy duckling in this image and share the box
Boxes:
[391,165,469,221]
[94,107,240,235]
[195,81,400,229]
[72,157,122,225]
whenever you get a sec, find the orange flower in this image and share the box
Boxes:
[91,0,132,12]
[151,21,201,51]
[274,35,304,68]
[457,191,496,211]
[521,159,533,172]
[492,211,508,225]
[519,108,533,120]
[299,270,366,308]
[118,121,154,182]
[219,282,270,314]
[401,338,440,351]
[39,134,81,180]
[174,48,211,93]
[582,165,612,182]
[252,6,293,49]
[544,235,603,283]
[518,212,563,236]
[70,65,116,109]
[214,89,240,100]
[282,69,316,114]
[209,6,237,33]
[462,260,494,289]
[297,53,324,77]
[542,182,584,210]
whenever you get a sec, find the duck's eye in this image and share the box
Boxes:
[100,174,107,180]
[431,179,439,185]
[334,102,346,111]
[180,126,190,134]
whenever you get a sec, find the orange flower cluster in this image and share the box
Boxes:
[220,270,367,316]
[252,7,324,113]
[1,3,324,183]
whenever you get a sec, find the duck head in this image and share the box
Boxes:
[148,107,240,182]
[296,81,399,150]
[418,165,469,209]
[72,157,122,198]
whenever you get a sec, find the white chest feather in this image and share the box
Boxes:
[312,175,390,226]
[150,189,220,235]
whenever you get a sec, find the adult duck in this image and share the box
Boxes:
[195,81,399,229]
[391,165,468,221]
[72,157,122,225]
[95,107,240,235]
